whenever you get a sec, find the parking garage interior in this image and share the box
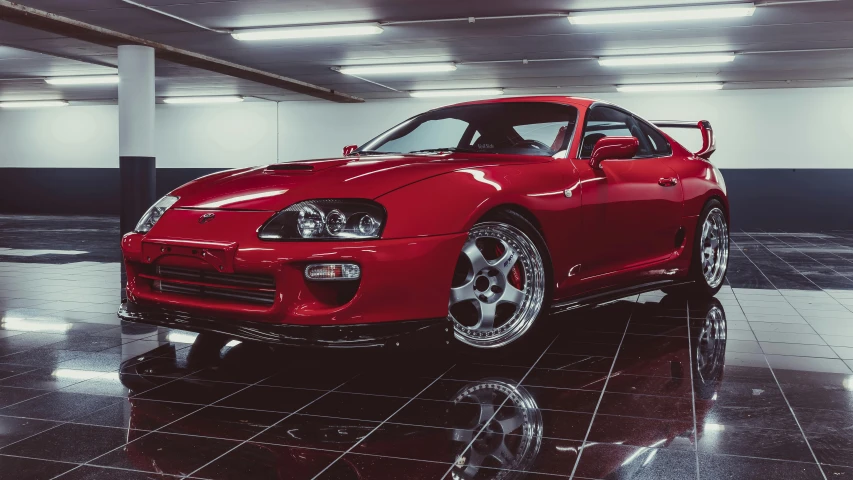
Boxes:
[2,1,853,479]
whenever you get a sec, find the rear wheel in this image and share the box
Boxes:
[693,297,727,399]
[448,211,551,350]
[665,199,730,297]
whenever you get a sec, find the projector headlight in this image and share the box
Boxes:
[259,200,386,241]
[134,195,178,233]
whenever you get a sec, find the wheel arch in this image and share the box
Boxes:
[478,203,546,237]
[703,193,730,225]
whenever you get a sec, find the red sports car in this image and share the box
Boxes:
[119,96,729,350]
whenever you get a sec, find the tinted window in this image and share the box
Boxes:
[359,103,578,157]
[579,106,671,158]
[635,120,672,156]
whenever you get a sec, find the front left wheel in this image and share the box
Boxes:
[448,211,551,349]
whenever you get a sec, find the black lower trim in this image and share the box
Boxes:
[120,156,156,235]
[550,279,692,315]
[118,300,453,349]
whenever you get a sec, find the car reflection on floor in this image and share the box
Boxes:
[112,295,727,479]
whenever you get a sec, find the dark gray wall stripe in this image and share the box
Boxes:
[0,168,851,231]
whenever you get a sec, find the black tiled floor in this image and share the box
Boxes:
[2,217,853,478]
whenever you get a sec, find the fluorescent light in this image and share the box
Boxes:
[617,83,723,93]
[0,100,69,109]
[162,96,244,104]
[337,63,457,76]
[45,75,119,85]
[569,3,755,25]
[600,53,735,67]
[1,317,71,332]
[232,23,383,41]
[226,340,241,347]
[52,369,119,381]
[167,332,198,343]
[409,89,504,98]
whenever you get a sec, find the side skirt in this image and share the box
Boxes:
[549,280,693,315]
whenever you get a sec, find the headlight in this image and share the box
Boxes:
[134,195,179,233]
[259,200,386,241]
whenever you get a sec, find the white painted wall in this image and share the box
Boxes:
[0,102,277,168]
[156,102,276,168]
[2,86,852,170]
[277,87,853,169]
[0,105,118,168]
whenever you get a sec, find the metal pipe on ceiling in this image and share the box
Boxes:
[381,13,567,25]
[119,0,843,38]
[0,0,363,103]
[119,0,231,34]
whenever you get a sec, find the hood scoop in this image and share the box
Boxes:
[265,163,314,172]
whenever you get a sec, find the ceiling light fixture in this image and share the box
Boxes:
[337,63,457,76]
[232,23,383,41]
[600,53,736,67]
[162,96,244,104]
[569,3,755,25]
[0,100,69,109]
[409,89,504,98]
[45,75,120,85]
[617,83,724,92]
[1,317,71,331]
[166,332,198,343]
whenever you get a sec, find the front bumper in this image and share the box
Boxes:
[119,299,453,348]
[121,208,467,326]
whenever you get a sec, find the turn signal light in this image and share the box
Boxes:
[304,263,361,281]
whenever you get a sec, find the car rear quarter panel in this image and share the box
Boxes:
[664,140,729,271]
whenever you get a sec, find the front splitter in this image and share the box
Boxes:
[118,299,454,349]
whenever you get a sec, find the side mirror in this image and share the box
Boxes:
[589,136,639,169]
[343,145,358,156]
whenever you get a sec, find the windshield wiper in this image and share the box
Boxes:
[408,147,480,154]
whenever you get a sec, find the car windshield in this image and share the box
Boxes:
[357,102,578,157]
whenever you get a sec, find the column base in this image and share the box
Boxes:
[120,156,156,235]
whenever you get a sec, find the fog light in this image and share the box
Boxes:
[304,263,361,281]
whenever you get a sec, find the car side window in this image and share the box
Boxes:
[579,107,634,158]
[579,106,670,159]
[634,120,672,157]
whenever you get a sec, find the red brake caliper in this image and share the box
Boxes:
[494,243,524,290]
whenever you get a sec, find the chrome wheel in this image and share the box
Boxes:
[700,208,729,289]
[450,379,543,480]
[696,303,727,385]
[448,222,546,348]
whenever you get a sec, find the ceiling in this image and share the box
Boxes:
[2,0,853,103]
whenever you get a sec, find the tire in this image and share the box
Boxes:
[664,199,730,298]
[691,297,727,400]
[447,209,553,351]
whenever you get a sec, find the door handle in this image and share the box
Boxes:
[658,177,678,187]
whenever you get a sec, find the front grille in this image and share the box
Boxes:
[151,266,276,306]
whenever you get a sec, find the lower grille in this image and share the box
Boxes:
[150,266,276,306]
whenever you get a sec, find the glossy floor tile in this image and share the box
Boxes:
[2,217,853,478]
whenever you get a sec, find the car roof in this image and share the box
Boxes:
[441,95,597,109]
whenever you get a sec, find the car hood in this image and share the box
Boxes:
[171,153,550,211]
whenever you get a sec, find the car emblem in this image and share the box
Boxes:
[198,213,215,224]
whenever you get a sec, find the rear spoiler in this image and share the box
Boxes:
[652,120,716,160]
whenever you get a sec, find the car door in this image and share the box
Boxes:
[572,105,683,289]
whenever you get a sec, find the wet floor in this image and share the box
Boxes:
[1,215,853,479]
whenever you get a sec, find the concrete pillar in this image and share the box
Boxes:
[118,45,155,235]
